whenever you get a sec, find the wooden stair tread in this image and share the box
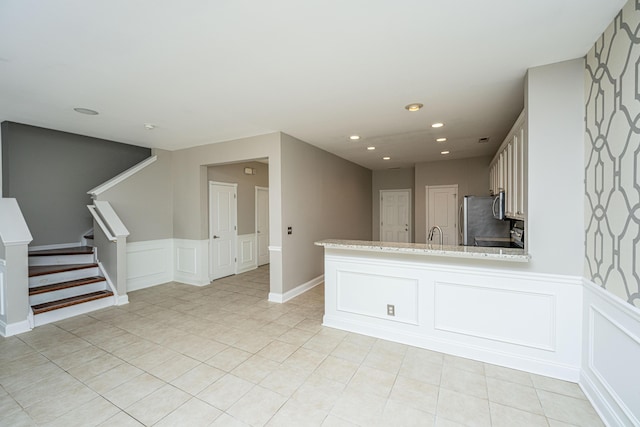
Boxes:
[32,290,113,315]
[29,276,106,295]
[29,263,98,277]
[29,246,94,257]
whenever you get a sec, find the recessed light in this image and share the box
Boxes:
[383,156,391,160]
[436,137,447,142]
[349,135,361,140]
[432,122,444,128]
[367,146,376,150]
[404,103,423,112]
[74,107,99,115]
[144,123,156,130]
[441,150,450,155]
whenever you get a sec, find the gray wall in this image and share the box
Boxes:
[1,122,151,246]
[414,156,491,243]
[97,149,173,243]
[207,161,269,235]
[171,132,284,292]
[372,168,415,241]
[281,133,372,293]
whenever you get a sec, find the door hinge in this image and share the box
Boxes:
[234,225,237,230]
[234,193,237,199]
[381,221,383,226]
[235,257,237,262]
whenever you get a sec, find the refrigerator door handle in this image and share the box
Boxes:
[458,203,463,243]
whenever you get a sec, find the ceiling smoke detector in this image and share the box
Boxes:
[478,137,490,143]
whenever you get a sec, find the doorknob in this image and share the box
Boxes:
[213,235,220,239]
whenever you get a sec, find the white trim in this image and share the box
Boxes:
[116,295,129,305]
[580,278,640,427]
[255,186,270,266]
[269,274,324,303]
[0,319,32,337]
[87,155,157,198]
[0,259,5,316]
[268,246,282,252]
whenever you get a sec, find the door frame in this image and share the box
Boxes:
[379,188,412,243]
[425,184,458,245]
[209,180,238,280]
[255,186,269,266]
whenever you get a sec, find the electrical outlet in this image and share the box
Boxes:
[387,304,395,316]
[287,226,292,235]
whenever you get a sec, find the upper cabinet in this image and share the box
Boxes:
[490,110,526,221]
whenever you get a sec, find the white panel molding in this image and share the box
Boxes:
[322,249,582,381]
[237,233,258,274]
[126,239,173,292]
[269,274,323,303]
[174,239,210,286]
[580,279,640,427]
[268,245,282,252]
[0,260,5,316]
[433,281,556,351]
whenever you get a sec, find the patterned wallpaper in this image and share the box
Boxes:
[585,0,640,308]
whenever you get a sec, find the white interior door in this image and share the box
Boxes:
[209,181,237,280]
[256,186,270,266]
[380,189,411,242]
[426,185,458,245]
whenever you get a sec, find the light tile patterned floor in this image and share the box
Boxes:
[0,266,604,426]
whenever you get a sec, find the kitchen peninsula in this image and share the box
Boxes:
[315,239,582,381]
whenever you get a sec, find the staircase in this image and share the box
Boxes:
[28,246,115,326]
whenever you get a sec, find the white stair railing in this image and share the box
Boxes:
[0,198,33,336]
[87,201,130,305]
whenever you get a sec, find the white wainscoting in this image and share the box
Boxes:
[126,239,173,292]
[174,239,210,286]
[323,249,583,381]
[237,233,258,274]
[580,279,640,427]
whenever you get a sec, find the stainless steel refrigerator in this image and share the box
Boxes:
[460,195,510,245]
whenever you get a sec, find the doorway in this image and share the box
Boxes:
[255,186,270,266]
[380,189,411,242]
[209,181,237,280]
[426,185,458,245]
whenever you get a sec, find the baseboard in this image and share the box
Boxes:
[269,274,323,303]
[0,318,32,337]
[580,279,640,426]
[116,294,129,305]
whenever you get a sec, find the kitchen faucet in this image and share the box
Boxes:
[428,225,443,246]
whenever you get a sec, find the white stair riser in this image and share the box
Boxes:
[33,295,115,327]
[29,281,108,306]
[29,267,100,287]
[29,254,94,266]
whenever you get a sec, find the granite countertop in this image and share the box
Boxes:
[315,239,530,262]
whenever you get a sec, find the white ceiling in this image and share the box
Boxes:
[0,1,625,170]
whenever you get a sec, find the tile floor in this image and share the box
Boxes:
[0,266,604,426]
